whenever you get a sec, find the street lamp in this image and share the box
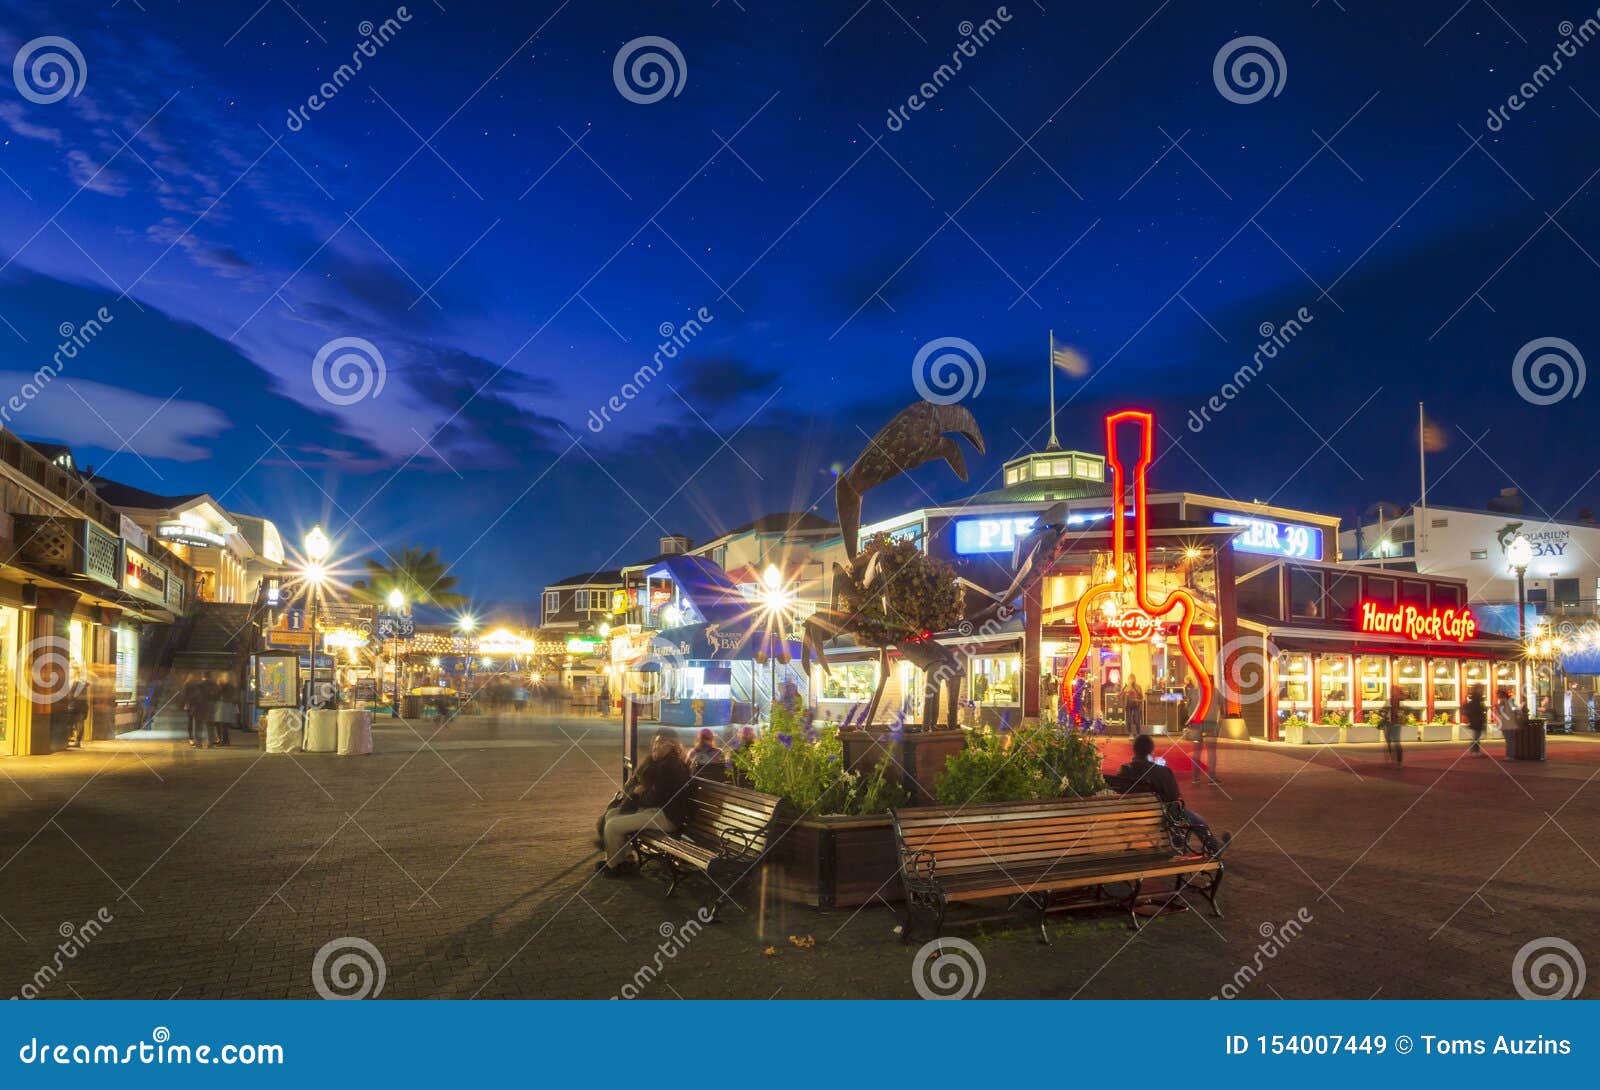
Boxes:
[303,526,331,716]
[1508,534,1534,718]
[458,613,477,709]
[386,588,406,717]
[758,563,794,720]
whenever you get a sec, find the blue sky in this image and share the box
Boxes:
[1,0,1598,606]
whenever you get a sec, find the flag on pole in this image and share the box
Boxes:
[1051,341,1089,377]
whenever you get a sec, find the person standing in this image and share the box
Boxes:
[1124,676,1144,735]
[213,676,237,748]
[64,667,89,748]
[179,673,204,748]
[1464,683,1488,757]
[1385,688,1405,766]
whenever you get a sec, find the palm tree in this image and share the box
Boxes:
[358,547,469,610]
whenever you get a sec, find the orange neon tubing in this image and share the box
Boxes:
[1059,410,1213,726]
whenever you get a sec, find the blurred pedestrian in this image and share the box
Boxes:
[1464,683,1488,757]
[1385,689,1405,766]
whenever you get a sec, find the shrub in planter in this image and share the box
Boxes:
[932,723,1105,805]
[730,703,909,815]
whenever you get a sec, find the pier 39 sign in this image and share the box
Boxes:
[1357,601,1477,643]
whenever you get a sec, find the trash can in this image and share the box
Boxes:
[1504,718,1547,761]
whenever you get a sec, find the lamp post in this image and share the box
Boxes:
[458,613,476,712]
[1507,534,1534,719]
[758,563,794,721]
[303,526,331,716]
[387,588,406,718]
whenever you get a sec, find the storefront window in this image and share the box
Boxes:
[1277,653,1312,721]
[1493,661,1518,701]
[1395,655,1425,713]
[1463,660,1490,691]
[1358,656,1390,717]
[1366,576,1396,606]
[0,607,15,746]
[1326,573,1360,623]
[971,656,1020,705]
[818,661,875,702]
[115,627,138,700]
[1318,654,1352,721]
[1289,569,1324,619]
[1431,660,1460,718]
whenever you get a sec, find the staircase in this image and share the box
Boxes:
[172,602,260,674]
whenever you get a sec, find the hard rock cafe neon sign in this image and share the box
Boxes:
[1062,409,1214,725]
[1357,601,1477,643]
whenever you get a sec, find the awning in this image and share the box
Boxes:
[641,555,751,627]
[649,621,802,662]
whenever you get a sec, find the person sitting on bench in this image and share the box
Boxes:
[1118,734,1229,855]
[598,731,692,877]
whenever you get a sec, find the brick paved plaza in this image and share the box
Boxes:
[1,718,1595,1000]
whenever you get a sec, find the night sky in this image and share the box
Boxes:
[1,0,1596,610]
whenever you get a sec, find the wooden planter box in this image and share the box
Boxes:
[768,813,902,909]
[1417,723,1454,742]
[1342,725,1381,743]
[839,728,967,804]
[1283,723,1340,744]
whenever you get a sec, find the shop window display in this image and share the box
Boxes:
[1431,660,1460,721]
[970,656,1020,706]
[818,661,876,703]
[1318,654,1352,723]
[1277,652,1312,722]
[1395,656,1426,717]
[1358,656,1390,720]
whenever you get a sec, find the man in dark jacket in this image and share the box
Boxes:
[1118,734,1227,855]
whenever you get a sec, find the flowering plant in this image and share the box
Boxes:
[933,723,1105,805]
[730,701,908,815]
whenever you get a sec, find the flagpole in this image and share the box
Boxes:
[1417,401,1427,557]
[1047,330,1060,450]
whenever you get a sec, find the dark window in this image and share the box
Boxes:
[1528,588,1548,612]
[1290,567,1325,619]
[1400,580,1430,607]
[1235,571,1282,619]
[1432,583,1462,609]
[1326,573,1360,622]
[1365,576,1396,606]
[1555,578,1580,607]
[1470,549,1488,560]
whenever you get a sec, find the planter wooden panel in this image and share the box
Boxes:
[1342,725,1381,743]
[839,728,967,803]
[768,814,902,909]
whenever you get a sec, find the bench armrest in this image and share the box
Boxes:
[902,848,938,881]
[717,826,760,862]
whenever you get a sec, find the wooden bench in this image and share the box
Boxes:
[890,794,1223,943]
[1103,772,1212,856]
[634,778,787,915]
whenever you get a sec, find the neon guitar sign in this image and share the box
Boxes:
[1061,409,1214,725]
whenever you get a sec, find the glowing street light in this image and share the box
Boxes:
[302,526,332,717]
[1508,534,1534,716]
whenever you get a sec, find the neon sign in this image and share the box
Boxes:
[1211,513,1321,559]
[953,511,1111,555]
[1358,602,1477,643]
[1061,410,1214,725]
